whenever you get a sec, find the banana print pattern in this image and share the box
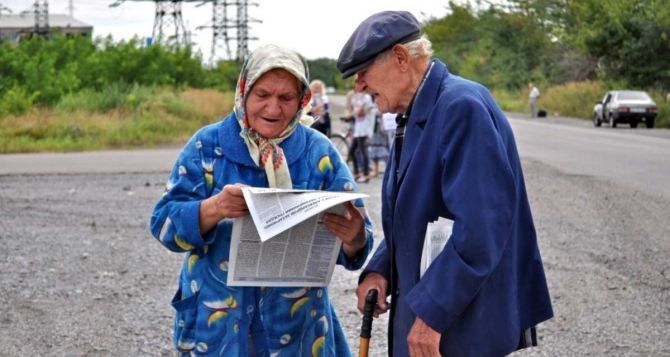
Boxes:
[150,116,374,356]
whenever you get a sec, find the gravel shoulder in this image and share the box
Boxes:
[1,157,669,356]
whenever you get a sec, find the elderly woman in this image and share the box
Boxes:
[150,44,373,356]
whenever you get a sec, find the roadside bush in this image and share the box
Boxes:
[656,101,670,128]
[56,84,157,114]
[491,88,526,113]
[0,86,37,116]
[539,81,604,118]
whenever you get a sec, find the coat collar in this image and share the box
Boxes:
[218,112,307,168]
[396,60,448,182]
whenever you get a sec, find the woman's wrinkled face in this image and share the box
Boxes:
[246,69,301,138]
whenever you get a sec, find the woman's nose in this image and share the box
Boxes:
[265,97,282,116]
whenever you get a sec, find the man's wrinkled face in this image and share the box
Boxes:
[246,69,301,138]
[354,54,403,113]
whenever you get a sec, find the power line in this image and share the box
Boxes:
[111,0,259,62]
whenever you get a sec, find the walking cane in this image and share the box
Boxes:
[359,289,378,357]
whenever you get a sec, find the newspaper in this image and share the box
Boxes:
[227,187,367,287]
[420,217,454,278]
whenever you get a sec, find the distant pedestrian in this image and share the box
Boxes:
[381,112,397,148]
[368,110,389,177]
[308,79,331,136]
[349,89,376,183]
[529,82,540,118]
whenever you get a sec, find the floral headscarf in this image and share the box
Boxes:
[234,44,313,188]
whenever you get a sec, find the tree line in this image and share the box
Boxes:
[1,0,668,117]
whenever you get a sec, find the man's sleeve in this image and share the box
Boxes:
[405,96,517,332]
[359,238,391,286]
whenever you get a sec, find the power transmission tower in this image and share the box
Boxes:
[33,0,49,36]
[111,0,190,48]
[110,0,260,60]
[67,0,74,17]
[197,0,259,63]
[209,0,233,63]
[234,0,259,62]
[0,3,13,17]
[152,1,188,46]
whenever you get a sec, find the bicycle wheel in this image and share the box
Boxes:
[329,134,350,163]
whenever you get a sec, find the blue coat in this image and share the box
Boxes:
[363,60,553,356]
[150,115,373,356]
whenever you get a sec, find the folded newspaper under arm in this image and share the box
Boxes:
[227,187,368,287]
[420,217,454,278]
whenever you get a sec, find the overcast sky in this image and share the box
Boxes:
[1,0,449,60]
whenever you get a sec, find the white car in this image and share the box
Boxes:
[593,90,658,128]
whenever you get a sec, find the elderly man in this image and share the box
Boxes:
[337,11,553,357]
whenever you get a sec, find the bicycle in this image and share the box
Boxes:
[310,116,352,163]
[328,132,351,163]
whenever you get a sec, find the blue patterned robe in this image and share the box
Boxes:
[150,114,373,356]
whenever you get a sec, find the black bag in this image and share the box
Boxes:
[537,109,547,118]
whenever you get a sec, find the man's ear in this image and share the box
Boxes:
[391,44,410,71]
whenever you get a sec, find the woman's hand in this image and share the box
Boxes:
[199,184,249,234]
[322,202,367,259]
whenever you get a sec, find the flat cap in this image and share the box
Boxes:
[337,11,421,79]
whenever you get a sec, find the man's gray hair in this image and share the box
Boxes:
[375,35,433,64]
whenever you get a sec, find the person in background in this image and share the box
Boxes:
[381,112,398,149]
[368,109,390,178]
[308,79,331,136]
[150,44,373,356]
[348,88,376,183]
[529,82,540,118]
[337,11,553,357]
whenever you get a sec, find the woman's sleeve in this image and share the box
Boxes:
[149,132,216,252]
[323,142,374,270]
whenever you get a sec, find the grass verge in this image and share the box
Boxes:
[0,87,233,153]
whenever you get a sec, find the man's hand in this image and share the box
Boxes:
[356,272,389,317]
[407,317,441,357]
[323,202,366,259]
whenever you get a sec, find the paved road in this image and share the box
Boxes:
[2,95,670,356]
[4,97,669,201]
[507,114,670,199]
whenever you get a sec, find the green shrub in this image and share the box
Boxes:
[656,101,670,128]
[0,86,37,116]
[539,81,604,118]
[491,88,526,112]
[55,84,158,114]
